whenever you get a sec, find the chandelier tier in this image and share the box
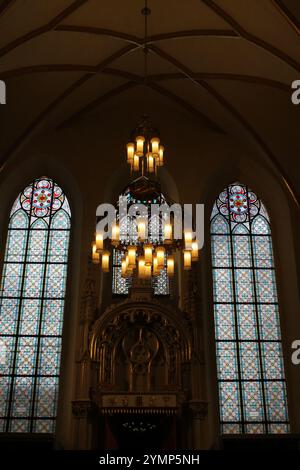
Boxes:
[127,115,164,176]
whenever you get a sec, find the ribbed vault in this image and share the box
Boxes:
[0,0,299,206]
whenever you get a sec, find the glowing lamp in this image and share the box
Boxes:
[128,246,136,269]
[138,256,146,278]
[164,223,172,243]
[151,137,160,157]
[138,220,146,241]
[167,256,175,277]
[183,250,192,270]
[158,145,164,166]
[96,233,103,252]
[156,246,165,269]
[153,255,159,275]
[121,257,127,277]
[127,142,135,163]
[133,154,140,172]
[111,223,120,244]
[144,244,153,266]
[191,242,199,261]
[147,153,154,173]
[92,243,100,264]
[136,136,145,156]
[184,231,193,250]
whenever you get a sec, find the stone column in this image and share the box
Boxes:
[72,400,97,450]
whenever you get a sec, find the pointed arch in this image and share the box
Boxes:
[210,182,289,434]
[0,176,71,433]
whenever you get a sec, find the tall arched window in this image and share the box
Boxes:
[210,182,289,435]
[0,177,71,433]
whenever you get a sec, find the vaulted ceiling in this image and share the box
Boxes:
[0,0,299,205]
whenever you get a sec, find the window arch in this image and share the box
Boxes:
[0,177,71,433]
[210,182,289,434]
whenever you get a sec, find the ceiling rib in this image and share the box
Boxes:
[57,75,223,133]
[147,71,290,92]
[0,43,138,171]
[54,24,300,72]
[1,18,299,76]
[272,0,300,35]
[0,0,15,18]
[0,64,291,93]
[0,0,89,58]
[0,0,298,208]
[56,25,239,42]
[149,44,300,208]
[202,0,300,72]
[55,25,142,45]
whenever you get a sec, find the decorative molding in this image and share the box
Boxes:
[97,392,179,415]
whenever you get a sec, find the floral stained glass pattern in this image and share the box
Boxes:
[0,177,70,433]
[211,183,289,435]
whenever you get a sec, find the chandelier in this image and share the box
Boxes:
[91,2,200,280]
[126,115,164,176]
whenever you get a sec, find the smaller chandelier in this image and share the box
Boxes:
[126,115,164,176]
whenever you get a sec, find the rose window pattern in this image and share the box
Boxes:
[0,177,71,433]
[211,182,289,434]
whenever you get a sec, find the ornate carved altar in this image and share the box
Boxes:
[72,261,208,449]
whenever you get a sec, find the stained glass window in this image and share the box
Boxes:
[0,177,71,433]
[211,183,289,435]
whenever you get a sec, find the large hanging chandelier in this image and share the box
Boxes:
[91,1,200,280]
